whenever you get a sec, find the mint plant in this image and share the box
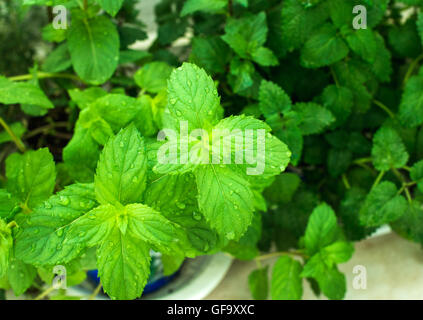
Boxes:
[1,0,423,301]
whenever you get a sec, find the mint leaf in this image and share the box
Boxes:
[96,228,151,300]
[67,15,119,84]
[293,102,334,135]
[304,203,341,256]
[259,80,291,130]
[125,203,177,251]
[271,256,302,300]
[0,190,17,219]
[371,126,409,171]
[181,0,227,16]
[95,125,147,206]
[96,0,124,16]
[0,219,12,278]
[301,253,346,300]
[7,258,36,296]
[321,85,353,128]
[410,160,423,192]
[134,62,173,94]
[15,184,98,265]
[6,148,56,210]
[281,0,329,51]
[399,75,423,128]
[167,63,223,131]
[68,87,107,110]
[320,241,354,268]
[300,23,349,68]
[195,165,254,240]
[248,266,268,300]
[0,76,53,110]
[360,181,408,227]
[42,43,72,73]
[190,36,231,74]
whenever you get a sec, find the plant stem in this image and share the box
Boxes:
[9,72,80,82]
[371,170,385,190]
[255,250,307,261]
[392,168,413,203]
[330,66,339,87]
[24,122,69,139]
[0,116,26,152]
[6,221,17,229]
[88,283,102,300]
[353,157,373,165]
[342,174,351,189]
[373,100,395,119]
[34,286,56,300]
[403,53,423,86]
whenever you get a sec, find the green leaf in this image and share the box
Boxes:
[68,87,107,110]
[14,184,98,265]
[195,165,254,241]
[251,47,279,66]
[181,0,227,16]
[301,253,346,300]
[321,85,353,128]
[259,80,291,130]
[399,75,423,128]
[95,125,147,206]
[0,77,53,110]
[229,58,255,93]
[0,190,17,219]
[327,148,352,178]
[134,62,173,94]
[411,160,423,192]
[320,241,354,268]
[293,102,334,135]
[300,23,349,68]
[7,258,36,297]
[67,15,120,84]
[360,181,408,227]
[281,0,329,51]
[391,200,423,244]
[304,203,340,256]
[345,29,378,64]
[371,126,409,171]
[63,127,101,182]
[96,0,124,16]
[340,187,376,241]
[96,228,151,300]
[0,219,12,278]
[190,36,231,74]
[221,12,270,60]
[6,149,56,210]
[264,173,301,204]
[42,43,72,73]
[162,253,185,276]
[248,266,268,300]
[271,256,302,300]
[125,203,177,251]
[167,63,223,131]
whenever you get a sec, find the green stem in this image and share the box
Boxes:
[255,250,307,261]
[34,286,56,300]
[88,283,102,300]
[371,171,385,190]
[0,116,25,152]
[9,72,80,82]
[353,157,373,165]
[342,174,351,190]
[330,66,339,87]
[403,53,423,86]
[392,168,413,203]
[6,221,17,229]
[373,100,395,119]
